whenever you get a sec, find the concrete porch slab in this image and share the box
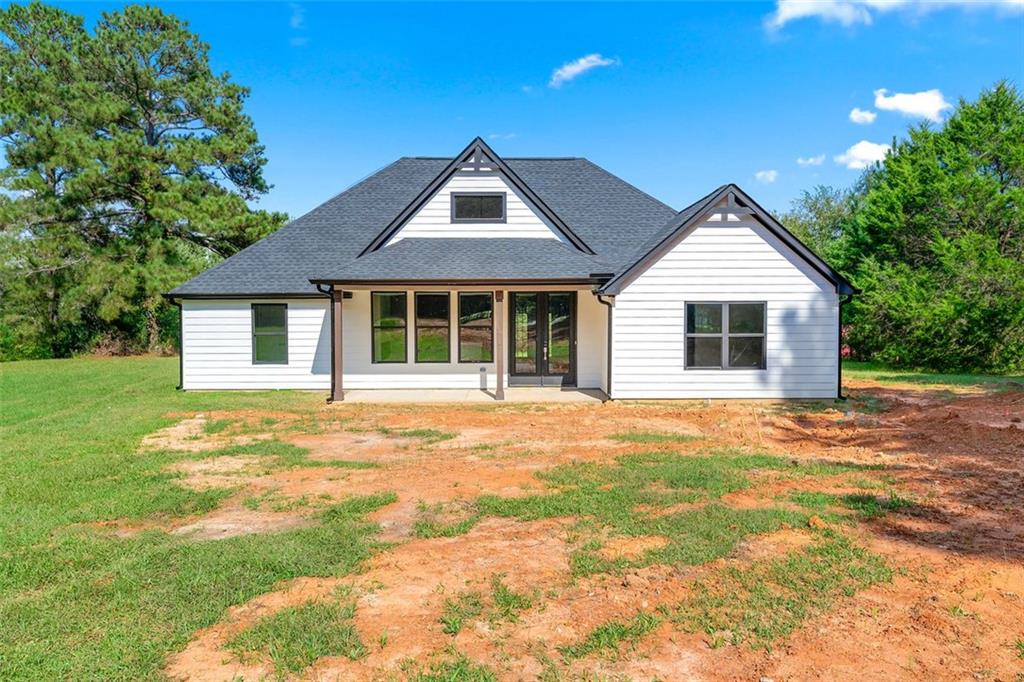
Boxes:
[337,388,608,404]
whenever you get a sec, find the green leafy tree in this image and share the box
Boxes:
[781,184,858,263]
[843,82,1024,372]
[0,2,285,358]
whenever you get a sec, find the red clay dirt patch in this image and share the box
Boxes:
[155,386,1024,680]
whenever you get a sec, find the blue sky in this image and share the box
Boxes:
[60,1,1024,217]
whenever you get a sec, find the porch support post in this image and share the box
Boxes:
[494,290,505,401]
[330,288,344,402]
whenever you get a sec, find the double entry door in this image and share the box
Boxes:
[509,292,576,386]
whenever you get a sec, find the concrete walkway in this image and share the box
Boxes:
[338,388,607,403]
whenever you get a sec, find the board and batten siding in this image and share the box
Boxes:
[610,219,839,399]
[181,291,607,391]
[386,171,564,243]
[181,299,331,390]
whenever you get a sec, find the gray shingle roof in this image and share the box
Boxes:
[313,238,613,282]
[169,157,677,297]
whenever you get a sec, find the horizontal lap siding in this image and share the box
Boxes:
[182,300,330,390]
[611,222,838,399]
[388,172,563,242]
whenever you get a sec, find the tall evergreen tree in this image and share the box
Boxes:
[0,2,285,358]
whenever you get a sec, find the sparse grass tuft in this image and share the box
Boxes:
[790,490,916,520]
[490,574,533,623]
[668,531,891,649]
[377,427,456,443]
[440,591,484,635]
[1014,638,1024,659]
[413,501,481,539]
[608,431,704,444]
[228,598,365,676]
[414,515,481,539]
[559,612,661,660]
[404,648,497,681]
[203,418,235,435]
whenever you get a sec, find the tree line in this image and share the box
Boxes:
[1,3,1020,373]
[783,81,1023,373]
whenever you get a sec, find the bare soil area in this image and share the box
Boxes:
[156,381,1024,681]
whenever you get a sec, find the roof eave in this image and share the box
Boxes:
[308,276,610,287]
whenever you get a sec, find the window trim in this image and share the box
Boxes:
[457,292,495,364]
[684,301,767,370]
[371,291,408,364]
[414,292,451,364]
[251,303,289,365]
[450,192,507,224]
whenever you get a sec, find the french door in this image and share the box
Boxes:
[508,292,576,386]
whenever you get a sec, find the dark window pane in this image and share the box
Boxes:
[416,293,449,326]
[372,293,406,328]
[254,304,286,333]
[374,328,406,362]
[459,327,493,362]
[728,337,764,369]
[729,304,765,334]
[254,334,287,364]
[416,327,450,362]
[477,195,503,219]
[687,303,722,334]
[686,337,722,368]
[453,194,504,221]
[459,293,492,327]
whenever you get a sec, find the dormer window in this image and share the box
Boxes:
[451,193,506,223]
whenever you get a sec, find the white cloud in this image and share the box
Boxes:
[755,169,779,183]
[849,107,877,124]
[765,0,1023,30]
[835,140,890,169]
[549,54,619,88]
[873,88,952,122]
[288,3,304,29]
[488,133,517,141]
[796,154,826,167]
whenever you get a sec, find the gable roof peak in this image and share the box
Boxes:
[358,137,595,256]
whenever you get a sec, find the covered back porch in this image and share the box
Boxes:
[319,283,610,402]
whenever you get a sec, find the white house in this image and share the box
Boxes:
[168,138,856,400]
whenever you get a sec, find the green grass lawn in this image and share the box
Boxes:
[843,360,1024,387]
[0,357,398,680]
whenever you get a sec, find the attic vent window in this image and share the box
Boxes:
[452,193,506,223]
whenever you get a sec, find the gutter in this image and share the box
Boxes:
[596,294,615,399]
[308,277,610,287]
